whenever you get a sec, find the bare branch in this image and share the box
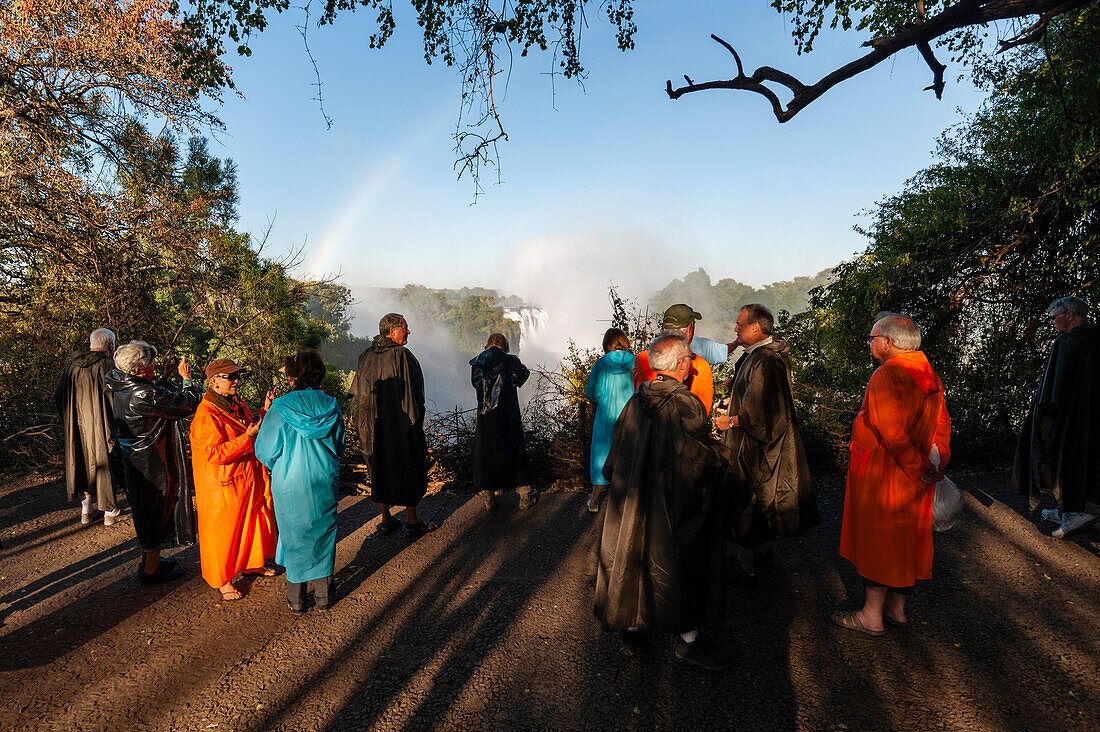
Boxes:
[666,0,1093,121]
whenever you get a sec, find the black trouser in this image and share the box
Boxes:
[287,575,334,607]
[862,577,914,595]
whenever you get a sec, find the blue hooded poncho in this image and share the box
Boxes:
[254,388,345,583]
[585,350,636,486]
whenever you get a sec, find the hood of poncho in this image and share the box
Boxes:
[602,350,635,373]
[69,351,109,369]
[470,346,509,369]
[636,375,684,417]
[371,334,401,353]
[889,350,940,394]
[271,388,342,439]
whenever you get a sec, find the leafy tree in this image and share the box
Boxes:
[667,0,1094,121]
[783,5,1100,467]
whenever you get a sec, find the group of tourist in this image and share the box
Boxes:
[53,294,1098,668]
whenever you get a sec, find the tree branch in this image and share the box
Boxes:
[666,0,1093,121]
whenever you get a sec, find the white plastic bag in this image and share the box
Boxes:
[930,445,962,532]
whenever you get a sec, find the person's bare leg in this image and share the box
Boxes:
[406,505,419,525]
[587,485,603,509]
[143,550,161,575]
[884,590,908,624]
[857,585,887,632]
[380,504,392,523]
[219,581,242,599]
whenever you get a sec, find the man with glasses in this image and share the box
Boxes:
[716,304,819,584]
[834,315,951,636]
[595,334,731,671]
[1015,296,1100,539]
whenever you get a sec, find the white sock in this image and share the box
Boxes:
[626,626,639,632]
[680,629,699,644]
[81,495,93,513]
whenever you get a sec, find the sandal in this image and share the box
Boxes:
[831,611,884,637]
[378,517,401,535]
[586,496,600,513]
[405,521,438,539]
[219,586,243,602]
[244,567,277,577]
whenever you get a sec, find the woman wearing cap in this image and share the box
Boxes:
[190,358,278,601]
[584,328,635,512]
[255,349,345,612]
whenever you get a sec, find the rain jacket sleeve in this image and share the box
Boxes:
[254,409,286,469]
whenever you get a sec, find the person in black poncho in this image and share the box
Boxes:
[594,334,731,672]
[350,313,437,539]
[55,327,123,526]
[1015,296,1100,539]
[105,341,202,585]
[470,333,533,511]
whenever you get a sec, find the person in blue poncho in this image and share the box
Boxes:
[584,328,636,513]
[255,348,345,613]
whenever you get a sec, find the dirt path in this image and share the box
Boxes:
[1,471,1097,730]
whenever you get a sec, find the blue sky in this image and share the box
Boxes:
[210,1,989,319]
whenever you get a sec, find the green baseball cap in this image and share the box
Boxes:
[662,304,702,328]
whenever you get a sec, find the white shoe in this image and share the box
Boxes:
[80,495,93,523]
[80,512,93,525]
[1052,512,1096,539]
[104,509,122,526]
[1040,507,1063,524]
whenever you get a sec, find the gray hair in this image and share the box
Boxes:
[874,316,922,350]
[89,328,116,351]
[649,334,691,372]
[379,312,406,335]
[113,340,157,376]
[1047,296,1089,321]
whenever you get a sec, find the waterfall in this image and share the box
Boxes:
[503,307,549,351]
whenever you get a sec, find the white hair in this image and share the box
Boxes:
[89,328,116,351]
[874,316,922,350]
[113,340,157,376]
[649,334,690,372]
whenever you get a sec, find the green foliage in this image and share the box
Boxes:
[176,0,636,90]
[371,284,522,355]
[652,268,833,340]
[770,0,988,62]
[783,6,1100,467]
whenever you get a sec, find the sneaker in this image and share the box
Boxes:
[80,512,94,525]
[674,638,730,672]
[103,509,122,526]
[1040,507,1063,524]
[620,629,643,657]
[1052,512,1097,539]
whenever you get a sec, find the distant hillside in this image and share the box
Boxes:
[652,268,832,340]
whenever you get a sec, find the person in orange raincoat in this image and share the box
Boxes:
[834,314,951,637]
[190,358,278,601]
[634,305,714,415]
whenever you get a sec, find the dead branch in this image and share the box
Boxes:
[665,0,1093,122]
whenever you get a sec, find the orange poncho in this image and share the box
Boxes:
[633,351,714,415]
[190,396,277,588]
[840,351,951,587]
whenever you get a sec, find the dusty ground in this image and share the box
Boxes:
[0,470,1097,731]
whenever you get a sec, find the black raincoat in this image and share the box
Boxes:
[54,351,120,509]
[722,339,819,547]
[350,335,429,506]
[594,376,728,634]
[470,347,530,492]
[1014,324,1100,512]
[104,370,202,550]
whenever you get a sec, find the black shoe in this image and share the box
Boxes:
[675,638,730,672]
[727,559,757,587]
[620,629,643,657]
[138,565,185,586]
[288,601,307,614]
[158,557,177,567]
[753,548,775,569]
